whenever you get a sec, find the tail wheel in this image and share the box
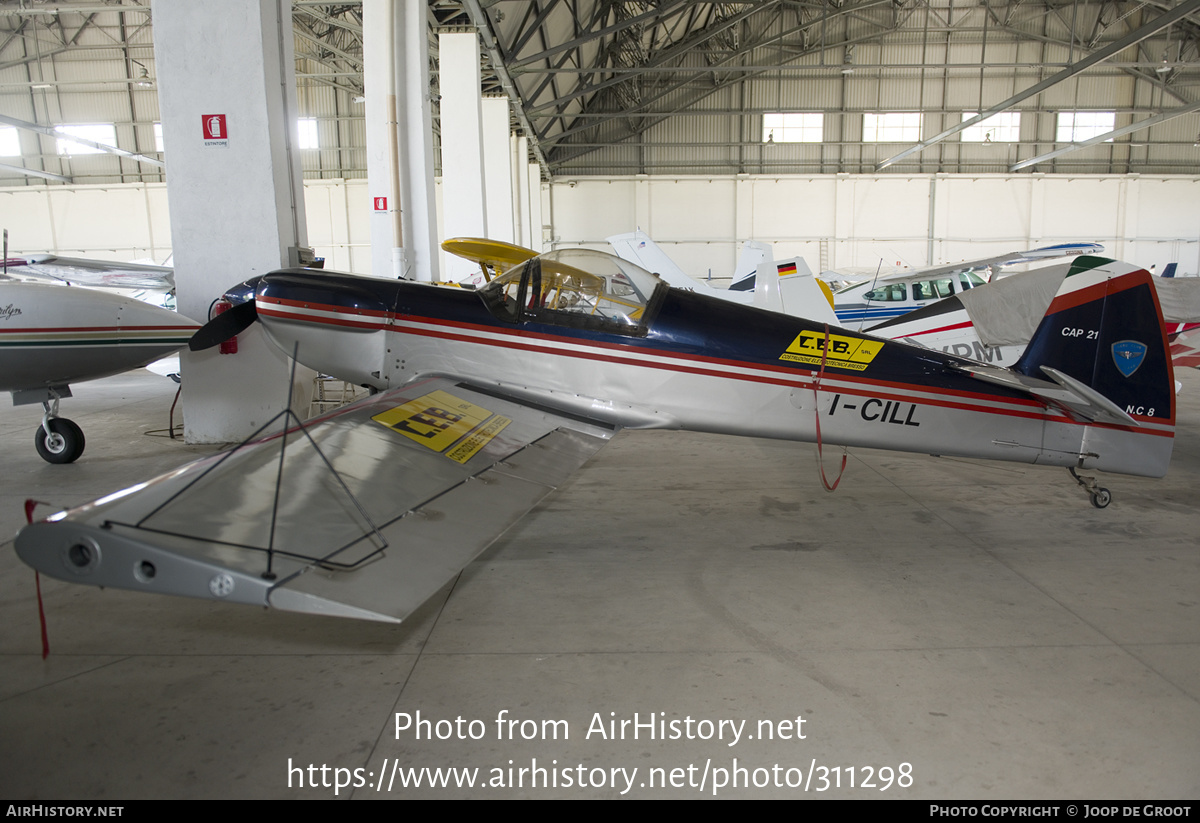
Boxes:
[34,418,86,464]
[1090,489,1112,509]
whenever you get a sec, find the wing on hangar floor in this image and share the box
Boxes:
[16,377,615,623]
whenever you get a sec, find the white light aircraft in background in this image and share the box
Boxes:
[863,257,1200,370]
[827,243,1105,328]
[0,246,196,462]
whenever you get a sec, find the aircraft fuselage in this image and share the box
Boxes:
[0,282,197,401]
[251,268,1174,479]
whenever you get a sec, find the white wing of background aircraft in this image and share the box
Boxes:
[828,242,1105,328]
[3,253,174,296]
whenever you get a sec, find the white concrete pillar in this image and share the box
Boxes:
[364,0,439,281]
[633,175,651,233]
[439,32,487,280]
[155,0,312,443]
[734,174,754,243]
[527,163,544,252]
[514,135,531,248]
[481,97,515,244]
[1028,174,1046,248]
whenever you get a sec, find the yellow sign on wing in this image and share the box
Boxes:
[372,389,510,462]
[780,332,884,371]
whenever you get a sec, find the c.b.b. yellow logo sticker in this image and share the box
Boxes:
[780,332,883,371]
[372,389,510,463]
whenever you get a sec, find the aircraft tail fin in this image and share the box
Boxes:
[1162,262,1178,278]
[952,256,1175,477]
[752,256,838,324]
[729,241,773,291]
[1012,256,1175,429]
[606,230,694,290]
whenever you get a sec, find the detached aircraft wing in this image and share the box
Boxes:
[17,377,614,623]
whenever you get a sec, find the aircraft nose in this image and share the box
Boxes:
[120,293,201,332]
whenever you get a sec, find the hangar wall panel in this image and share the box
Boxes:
[0,179,374,274]
[550,175,1200,281]
[2,174,1197,282]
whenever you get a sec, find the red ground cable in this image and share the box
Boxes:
[812,324,847,491]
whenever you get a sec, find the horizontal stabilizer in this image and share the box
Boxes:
[950,361,1136,426]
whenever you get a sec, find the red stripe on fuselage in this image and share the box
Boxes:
[1044,270,1147,315]
[890,319,975,338]
[0,325,196,334]
[259,299,1173,437]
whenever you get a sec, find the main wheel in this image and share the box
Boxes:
[1090,488,1112,509]
[34,418,86,464]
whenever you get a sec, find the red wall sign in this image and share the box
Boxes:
[202,114,228,143]
[373,197,388,212]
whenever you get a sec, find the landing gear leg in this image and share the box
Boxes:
[35,396,85,464]
[1069,466,1111,509]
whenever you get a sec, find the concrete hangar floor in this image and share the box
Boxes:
[0,367,1197,800]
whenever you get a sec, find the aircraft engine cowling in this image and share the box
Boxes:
[254,269,390,391]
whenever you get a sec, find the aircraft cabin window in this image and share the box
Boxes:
[911,277,955,301]
[479,249,665,337]
[959,271,986,290]
[864,284,906,302]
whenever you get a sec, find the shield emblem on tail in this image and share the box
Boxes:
[1111,340,1147,377]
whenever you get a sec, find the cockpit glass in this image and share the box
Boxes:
[480,249,664,335]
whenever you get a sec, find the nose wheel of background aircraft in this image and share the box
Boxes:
[35,397,86,464]
[1068,466,1111,509]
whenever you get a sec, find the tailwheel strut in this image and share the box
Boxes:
[1069,466,1111,509]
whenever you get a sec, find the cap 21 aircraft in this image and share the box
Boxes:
[15,250,1175,623]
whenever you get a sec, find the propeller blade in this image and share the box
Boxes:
[189,299,258,351]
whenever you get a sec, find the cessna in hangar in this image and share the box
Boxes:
[826,243,1105,329]
[16,250,1174,623]
[858,260,1200,371]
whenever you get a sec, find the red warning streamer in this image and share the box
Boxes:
[24,499,51,659]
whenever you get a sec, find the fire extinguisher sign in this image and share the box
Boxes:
[202,114,229,146]
[373,196,388,212]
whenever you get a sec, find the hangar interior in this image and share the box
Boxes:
[1,0,1199,800]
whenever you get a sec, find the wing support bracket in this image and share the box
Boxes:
[117,405,389,577]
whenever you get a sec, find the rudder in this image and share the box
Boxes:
[1013,256,1175,429]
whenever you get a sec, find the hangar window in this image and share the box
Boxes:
[961,112,1020,142]
[763,113,823,143]
[1057,112,1115,142]
[0,127,19,156]
[55,124,117,156]
[298,118,319,149]
[154,123,164,152]
[863,113,922,142]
